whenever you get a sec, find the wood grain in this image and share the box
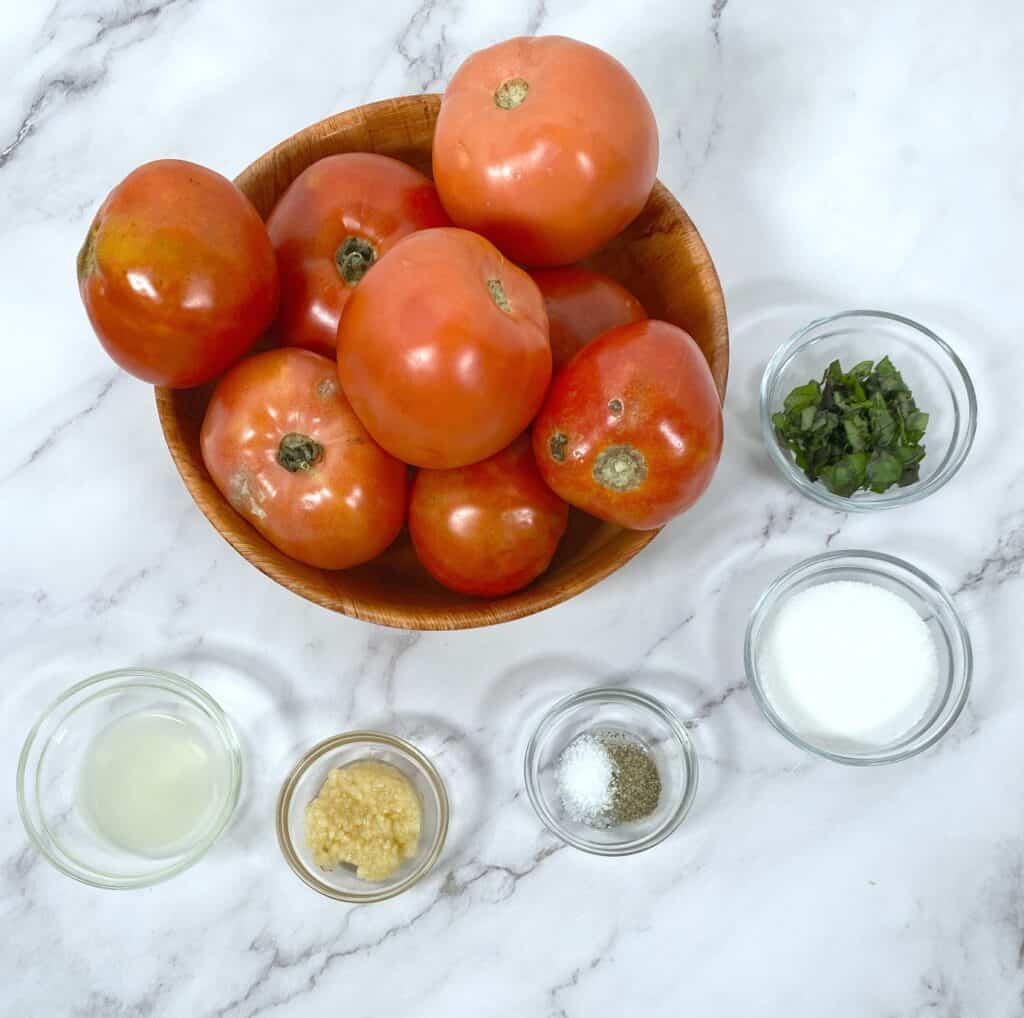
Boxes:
[155,94,729,630]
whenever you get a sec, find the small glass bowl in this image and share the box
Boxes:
[17,668,242,889]
[524,688,698,855]
[761,310,977,510]
[277,732,448,903]
[745,550,972,765]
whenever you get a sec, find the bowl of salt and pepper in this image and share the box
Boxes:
[525,688,698,855]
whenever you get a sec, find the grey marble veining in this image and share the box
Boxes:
[2,0,1023,1015]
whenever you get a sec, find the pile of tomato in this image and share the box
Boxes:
[77,36,723,598]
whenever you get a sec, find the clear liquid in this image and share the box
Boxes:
[79,710,222,859]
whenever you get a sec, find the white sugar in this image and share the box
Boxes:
[761,579,939,748]
[556,733,614,823]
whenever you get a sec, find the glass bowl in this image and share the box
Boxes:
[277,732,448,902]
[17,668,242,889]
[760,310,977,510]
[745,550,972,764]
[524,688,698,855]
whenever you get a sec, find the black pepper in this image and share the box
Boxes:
[603,733,661,823]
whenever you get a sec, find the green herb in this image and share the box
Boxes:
[772,356,929,496]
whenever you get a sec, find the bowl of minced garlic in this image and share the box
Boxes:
[277,732,448,902]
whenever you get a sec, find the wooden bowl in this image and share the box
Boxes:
[156,94,728,630]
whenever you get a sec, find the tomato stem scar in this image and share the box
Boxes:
[487,278,511,312]
[593,444,647,491]
[335,236,377,285]
[77,217,99,283]
[494,77,530,109]
[277,432,324,472]
[549,432,568,462]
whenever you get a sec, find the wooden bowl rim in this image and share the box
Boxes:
[154,94,729,630]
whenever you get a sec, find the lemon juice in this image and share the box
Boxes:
[79,710,224,858]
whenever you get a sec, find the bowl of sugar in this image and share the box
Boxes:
[745,550,971,764]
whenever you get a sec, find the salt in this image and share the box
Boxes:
[761,579,939,748]
[556,734,613,823]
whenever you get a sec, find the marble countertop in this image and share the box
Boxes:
[2,1,1021,1015]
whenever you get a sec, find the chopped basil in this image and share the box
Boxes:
[772,356,929,497]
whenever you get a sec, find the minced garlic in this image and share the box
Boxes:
[304,761,421,881]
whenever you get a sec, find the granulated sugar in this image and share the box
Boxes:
[760,579,939,747]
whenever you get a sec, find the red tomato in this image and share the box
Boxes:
[337,227,551,469]
[532,267,646,369]
[532,320,723,530]
[200,348,406,569]
[432,36,658,266]
[267,153,450,358]
[78,159,278,387]
[409,435,569,596]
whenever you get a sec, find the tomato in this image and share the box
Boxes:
[409,435,569,596]
[532,267,646,369]
[432,36,658,266]
[337,227,551,469]
[77,159,278,387]
[532,320,723,530]
[200,348,406,569]
[267,153,450,358]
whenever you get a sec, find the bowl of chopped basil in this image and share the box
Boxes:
[760,310,976,510]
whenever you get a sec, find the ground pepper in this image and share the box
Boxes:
[603,733,661,823]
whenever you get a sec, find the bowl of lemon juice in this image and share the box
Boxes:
[17,668,241,888]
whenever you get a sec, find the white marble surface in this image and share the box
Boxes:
[2,1,1022,1015]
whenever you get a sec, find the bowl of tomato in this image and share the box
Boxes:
[154,85,727,630]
